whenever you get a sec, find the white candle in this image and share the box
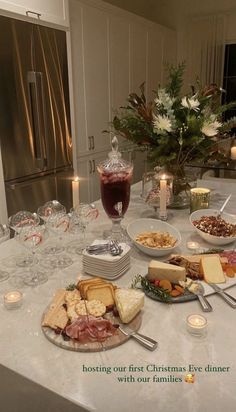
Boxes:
[159,175,167,220]
[231,146,236,160]
[186,241,200,251]
[186,314,207,336]
[4,290,23,310]
[72,176,80,208]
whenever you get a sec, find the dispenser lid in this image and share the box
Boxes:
[97,136,133,174]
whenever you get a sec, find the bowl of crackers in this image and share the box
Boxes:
[126,218,181,257]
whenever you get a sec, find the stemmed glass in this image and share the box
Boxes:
[8,211,40,267]
[37,200,66,222]
[17,225,48,286]
[45,212,73,268]
[37,201,66,254]
[0,224,10,282]
[67,203,99,254]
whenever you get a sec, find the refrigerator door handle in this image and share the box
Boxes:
[27,71,47,170]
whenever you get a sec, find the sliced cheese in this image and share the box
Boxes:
[147,260,186,283]
[115,288,144,324]
[171,254,228,264]
[200,256,225,284]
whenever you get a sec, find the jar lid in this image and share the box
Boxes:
[97,136,133,174]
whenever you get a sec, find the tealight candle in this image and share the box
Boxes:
[4,290,23,310]
[231,146,236,160]
[186,314,207,336]
[186,241,200,251]
[72,176,80,208]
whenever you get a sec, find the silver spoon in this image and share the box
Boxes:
[218,194,232,217]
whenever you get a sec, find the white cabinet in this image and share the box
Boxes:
[70,0,177,195]
[147,25,163,100]
[0,0,69,27]
[70,1,110,156]
[77,152,106,203]
[130,22,148,94]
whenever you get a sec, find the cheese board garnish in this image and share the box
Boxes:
[131,274,170,302]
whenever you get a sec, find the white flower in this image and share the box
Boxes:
[181,95,200,111]
[153,114,172,133]
[154,89,174,110]
[201,120,222,137]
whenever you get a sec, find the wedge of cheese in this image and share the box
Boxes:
[200,256,225,284]
[115,288,144,324]
[147,260,186,283]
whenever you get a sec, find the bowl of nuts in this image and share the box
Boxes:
[126,218,181,256]
[190,209,236,245]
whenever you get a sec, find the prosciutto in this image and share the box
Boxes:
[220,250,236,264]
[65,315,117,343]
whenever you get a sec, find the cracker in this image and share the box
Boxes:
[65,289,81,304]
[75,299,106,317]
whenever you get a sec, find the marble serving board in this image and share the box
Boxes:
[42,312,142,352]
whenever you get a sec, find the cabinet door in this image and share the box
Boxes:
[0,0,69,26]
[69,1,88,155]
[162,27,177,83]
[82,4,110,153]
[147,26,163,101]
[109,16,130,120]
[130,22,148,94]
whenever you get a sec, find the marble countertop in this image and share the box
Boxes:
[0,182,236,412]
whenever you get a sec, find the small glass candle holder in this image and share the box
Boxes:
[4,290,23,310]
[190,188,210,214]
[186,314,207,337]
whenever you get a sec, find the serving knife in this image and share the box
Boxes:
[186,282,213,312]
[104,313,158,350]
[118,323,158,351]
[209,284,236,308]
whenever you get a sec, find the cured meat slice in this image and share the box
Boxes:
[65,315,117,343]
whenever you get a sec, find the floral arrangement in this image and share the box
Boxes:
[110,63,236,176]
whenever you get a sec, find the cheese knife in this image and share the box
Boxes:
[186,282,213,312]
[208,284,236,308]
[104,313,158,350]
[118,323,158,351]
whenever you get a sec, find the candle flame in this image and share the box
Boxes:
[73,176,79,182]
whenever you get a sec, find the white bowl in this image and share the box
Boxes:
[190,209,236,246]
[126,218,181,257]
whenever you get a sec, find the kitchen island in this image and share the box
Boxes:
[0,181,236,412]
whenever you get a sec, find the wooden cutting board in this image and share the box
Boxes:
[42,312,142,352]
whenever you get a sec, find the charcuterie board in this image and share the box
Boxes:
[41,312,142,352]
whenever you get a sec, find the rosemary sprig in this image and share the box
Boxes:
[66,283,77,291]
[131,274,171,303]
[199,248,224,255]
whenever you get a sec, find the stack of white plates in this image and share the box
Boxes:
[82,240,131,279]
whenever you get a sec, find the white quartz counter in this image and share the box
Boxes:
[0,182,236,412]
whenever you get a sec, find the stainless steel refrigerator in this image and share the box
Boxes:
[0,15,73,217]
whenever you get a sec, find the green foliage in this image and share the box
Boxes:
[165,62,185,98]
[109,64,236,169]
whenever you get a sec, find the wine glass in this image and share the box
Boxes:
[17,225,49,286]
[8,211,40,267]
[0,224,10,282]
[45,212,73,268]
[67,203,99,254]
[37,200,66,222]
[97,136,133,241]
